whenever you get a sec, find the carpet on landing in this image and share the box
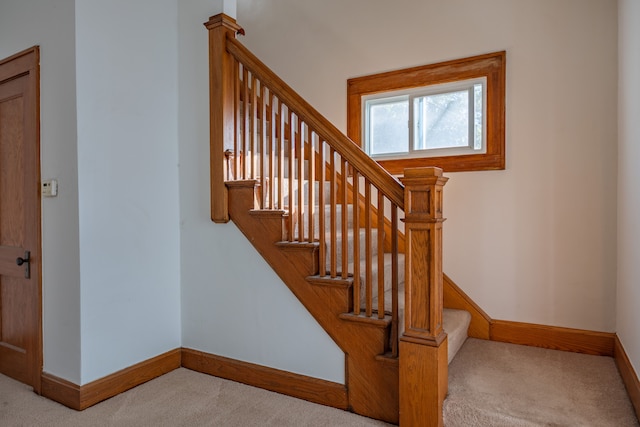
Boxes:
[445,338,639,427]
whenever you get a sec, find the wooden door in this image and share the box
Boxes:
[0,47,42,393]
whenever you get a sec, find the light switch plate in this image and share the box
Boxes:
[42,179,58,197]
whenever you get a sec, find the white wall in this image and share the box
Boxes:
[237,0,618,332]
[0,0,82,384]
[75,0,181,384]
[177,0,345,384]
[617,0,640,375]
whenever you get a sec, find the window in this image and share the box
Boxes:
[365,78,486,158]
[347,51,505,173]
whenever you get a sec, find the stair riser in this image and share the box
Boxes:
[279,180,333,207]
[293,204,356,239]
[357,254,405,310]
[327,229,381,266]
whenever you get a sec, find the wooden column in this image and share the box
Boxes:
[205,14,243,223]
[399,167,449,427]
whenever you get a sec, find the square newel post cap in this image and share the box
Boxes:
[204,13,244,35]
[400,167,448,186]
[403,167,444,178]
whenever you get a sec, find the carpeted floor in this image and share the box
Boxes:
[0,339,638,426]
[445,338,639,427]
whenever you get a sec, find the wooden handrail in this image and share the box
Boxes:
[225,34,405,210]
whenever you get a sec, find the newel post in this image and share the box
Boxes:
[204,14,243,223]
[399,167,449,427]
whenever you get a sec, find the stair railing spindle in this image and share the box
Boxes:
[329,148,337,278]
[352,172,360,315]
[277,100,285,210]
[318,141,326,276]
[377,190,385,319]
[269,92,276,209]
[307,128,315,243]
[242,66,249,180]
[391,204,399,357]
[232,60,240,180]
[250,74,257,179]
[259,82,266,208]
[287,108,294,241]
[364,179,372,317]
[296,116,304,242]
[341,157,348,279]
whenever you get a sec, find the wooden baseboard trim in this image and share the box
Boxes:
[181,348,348,410]
[490,320,615,356]
[41,348,181,410]
[41,372,81,410]
[614,335,640,420]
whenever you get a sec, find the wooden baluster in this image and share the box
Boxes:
[233,60,240,181]
[242,67,249,180]
[277,101,284,210]
[329,148,337,278]
[341,158,348,279]
[307,129,315,243]
[364,179,372,317]
[224,149,232,181]
[352,171,360,315]
[296,117,304,242]
[287,109,294,241]
[269,92,276,209]
[318,141,326,276]
[205,14,243,223]
[391,204,399,357]
[377,190,385,319]
[250,74,257,180]
[259,82,266,208]
[399,167,448,427]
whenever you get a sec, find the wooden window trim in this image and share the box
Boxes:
[347,51,506,174]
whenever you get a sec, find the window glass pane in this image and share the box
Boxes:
[474,83,483,149]
[414,90,469,150]
[369,100,408,155]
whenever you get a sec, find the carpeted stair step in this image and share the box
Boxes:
[443,308,471,364]
[279,180,333,207]
[310,253,404,309]
[377,283,470,364]
[352,253,404,308]
[294,204,356,239]
[326,228,381,266]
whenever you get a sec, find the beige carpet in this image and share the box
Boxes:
[445,338,639,427]
[0,368,389,426]
[0,339,638,426]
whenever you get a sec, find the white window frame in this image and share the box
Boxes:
[363,77,487,161]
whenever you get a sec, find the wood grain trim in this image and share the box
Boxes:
[181,348,348,410]
[614,335,640,421]
[347,51,506,174]
[443,274,491,340]
[442,275,617,357]
[490,320,615,356]
[0,46,39,82]
[41,349,181,410]
[41,372,81,410]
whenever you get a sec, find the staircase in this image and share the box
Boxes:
[206,13,471,425]
[286,179,471,363]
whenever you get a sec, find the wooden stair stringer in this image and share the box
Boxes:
[443,273,491,340]
[227,180,399,424]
